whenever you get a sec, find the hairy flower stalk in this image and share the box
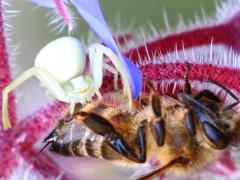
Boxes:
[1,0,240,179]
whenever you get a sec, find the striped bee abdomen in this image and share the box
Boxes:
[46,117,104,159]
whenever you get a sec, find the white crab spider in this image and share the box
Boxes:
[2,37,131,129]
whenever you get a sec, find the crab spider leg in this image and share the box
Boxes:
[103,63,118,90]
[89,44,132,107]
[2,67,69,129]
[89,45,103,90]
[89,46,119,90]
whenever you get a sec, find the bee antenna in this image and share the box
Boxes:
[178,93,215,114]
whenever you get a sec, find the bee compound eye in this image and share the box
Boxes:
[202,121,229,149]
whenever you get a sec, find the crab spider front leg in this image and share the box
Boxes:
[2,67,70,129]
[89,44,132,106]
[103,63,118,90]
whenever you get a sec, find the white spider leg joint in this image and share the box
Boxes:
[89,44,132,102]
[2,37,132,129]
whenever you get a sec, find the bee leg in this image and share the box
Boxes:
[205,79,239,110]
[182,63,199,136]
[201,120,229,149]
[78,112,144,163]
[105,132,144,163]
[150,90,166,146]
[184,62,192,94]
[78,112,115,135]
[150,118,165,146]
[178,93,214,114]
[194,89,221,102]
[136,120,147,162]
[185,111,196,136]
[196,110,229,149]
[178,94,229,149]
[151,93,161,117]
[105,121,148,163]
[151,96,165,146]
[178,92,198,136]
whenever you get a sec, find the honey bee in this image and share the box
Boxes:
[42,63,240,180]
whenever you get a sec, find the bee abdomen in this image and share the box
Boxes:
[49,120,103,158]
[85,132,103,158]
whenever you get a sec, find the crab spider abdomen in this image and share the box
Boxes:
[35,37,86,84]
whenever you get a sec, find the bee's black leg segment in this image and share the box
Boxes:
[202,121,229,149]
[179,90,229,149]
[184,110,196,136]
[205,79,239,110]
[151,93,161,117]
[194,90,221,102]
[155,119,165,146]
[195,109,229,149]
[136,120,147,162]
[80,112,115,136]
[151,119,165,146]
[184,62,192,94]
[178,93,214,115]
[105,132,144,163]
[79,112,144,163]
